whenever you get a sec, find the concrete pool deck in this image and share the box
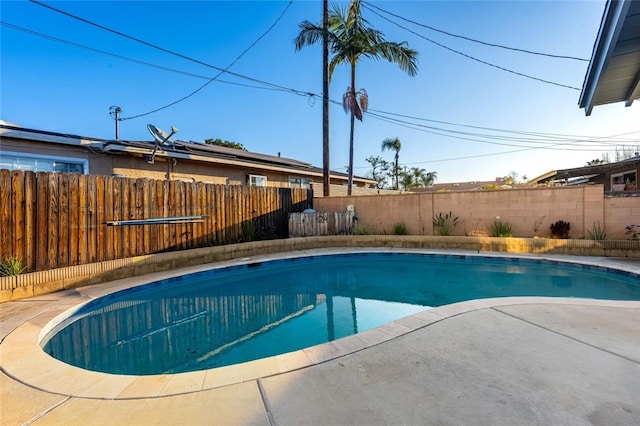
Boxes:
[1,249,639,425]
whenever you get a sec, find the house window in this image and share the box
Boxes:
[288,177,312,189]
[611,170,636,190]
[248,174,267,187]
[0,152,87,174]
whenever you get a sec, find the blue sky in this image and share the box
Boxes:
[1,0,638,183]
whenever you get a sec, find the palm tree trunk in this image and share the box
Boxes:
[347,64,356,196]
[395,153,399,190]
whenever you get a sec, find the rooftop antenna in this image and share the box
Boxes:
[109,106,122,140]
[146,124,178,164]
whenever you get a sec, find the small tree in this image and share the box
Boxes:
[381,137,402,189]
[365,155,391,189]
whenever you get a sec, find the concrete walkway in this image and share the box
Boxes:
[1,251,639,425]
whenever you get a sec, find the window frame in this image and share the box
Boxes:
[288,176,312,189]
[247,174,267,187]
[611,169,636,189]
[0,151,88,174]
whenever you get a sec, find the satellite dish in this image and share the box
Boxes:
[147,124,178,146]
[146,124,178,164]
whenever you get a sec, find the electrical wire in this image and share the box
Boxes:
[14,3,639,159]
[362,1,588,62]
[362,2,582,90]
[0,21,287,94]
[366,108,640,146]
[364,110,632,152]
[119,0,294,120]
[28,0,314,119]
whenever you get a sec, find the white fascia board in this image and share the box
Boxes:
[579,0,631,115]
[0,127,102,147]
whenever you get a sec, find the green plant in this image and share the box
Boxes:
[490,217,512,237]
[240,219,260,242]
[586,222,607,240]
[392,222,408,235]
[625,224,640,240]
[432,211,460,236]
[353,224,375,235]
[0,256,27,276]
[550,220,571,239]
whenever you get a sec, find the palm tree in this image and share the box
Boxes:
[381,137,402,189]
[420,171,437,187]
[295,0,418,195]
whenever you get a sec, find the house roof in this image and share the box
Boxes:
[579,0,640,115]
[0,122,374,184]
[410,178,509,192]
[531,155,640,183]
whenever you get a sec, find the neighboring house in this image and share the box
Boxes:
[0,121,374,192]
[528,155,639,192]
[410,178,511,192]
[579,0,640,115]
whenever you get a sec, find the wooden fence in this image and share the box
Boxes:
[288,211,356,237]
[0,170,312,273]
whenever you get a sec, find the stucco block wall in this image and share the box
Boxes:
[315,185,635,239]
[604,196,640,239]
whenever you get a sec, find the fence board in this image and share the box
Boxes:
[11,171,24,262]
[47,174,59,269]
[0,170,10,258]
[96,175,106,262]
[58,174,70,267]
[24,172,36,271]
[87,175,98,264]
[0,171,312,272]
[78,175,89,265]
[68,174,79,266]
[104,178,114,261]
[121,179,131,259]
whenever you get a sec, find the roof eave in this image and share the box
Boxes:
[579,0,631,115]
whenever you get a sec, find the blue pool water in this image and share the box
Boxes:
[41,253,640,375]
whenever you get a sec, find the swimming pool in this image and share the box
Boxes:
[41,252,640,375]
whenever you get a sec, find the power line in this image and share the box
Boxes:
[14,3,638,154]
[362,1,588,62]
[29,0,314,119]
[0,21,288,94]
[119,1,294,120]
[361,2,582,91]
[367,108,640,146]
[364,110,626,153]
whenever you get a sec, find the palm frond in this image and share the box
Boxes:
[358,89,368,113]
[294,21,324,51]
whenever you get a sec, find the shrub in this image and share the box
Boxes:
[550,220,571,239]
[432,211,460,236]
[392,222,408,235]
[625,224,640,240]
[586,222,607,240]
[0,256,27,276]
[353,224,375,235]
[240,219,259,242]
[490,217,512,237]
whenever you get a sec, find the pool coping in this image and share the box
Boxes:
[1,248,639,400]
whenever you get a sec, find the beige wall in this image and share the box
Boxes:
[2,137,310,188]
[315,185,639,239]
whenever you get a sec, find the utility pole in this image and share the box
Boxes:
[109,106,122,140]
[322,0,330,196]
